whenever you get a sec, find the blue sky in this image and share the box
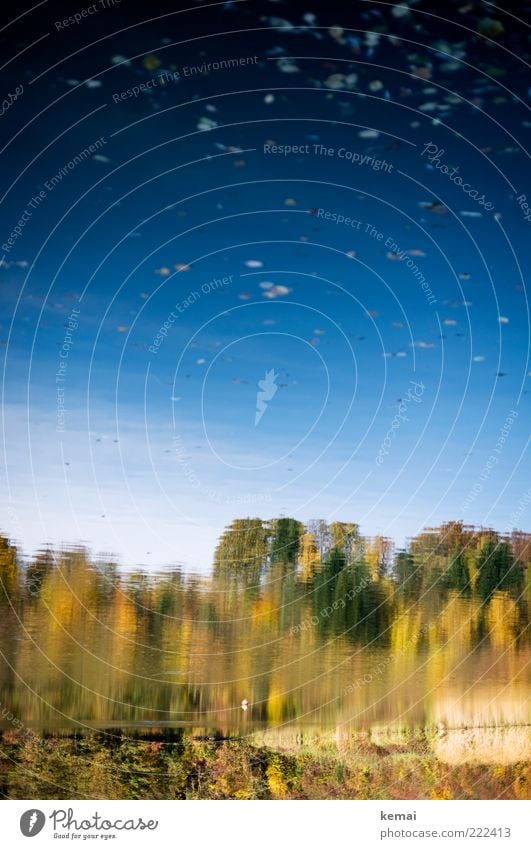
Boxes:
[1,0,530,568]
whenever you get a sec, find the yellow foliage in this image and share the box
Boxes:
[251,598,276,625]
[267,755,288,798]
[266,687,286,723]
[485,593,518,649]
[113,592,138,637]
[390,609,423,654]
[513,768,531,800]
[366,536,393,581]
[0,542,19,597]
[298,533,320,581]
[431,786,453,799]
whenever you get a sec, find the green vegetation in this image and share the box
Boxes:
[0,729,528,800]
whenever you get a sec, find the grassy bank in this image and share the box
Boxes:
[0,728,529,800]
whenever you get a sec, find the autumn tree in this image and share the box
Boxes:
[395,550,422,598]
[213,519,270,577]
[25,547,55,601]
[509,530,531,569]
[366,535,394,582]
[476,540,522,599]
[270,518,304,564]
[0,535,21,696]
[446,549,471,593]
[307,520,332,559]
[298,532,320,582]
[329,522,360,562]
[0,535,19,602]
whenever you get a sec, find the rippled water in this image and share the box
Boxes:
[1,549,529,766]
